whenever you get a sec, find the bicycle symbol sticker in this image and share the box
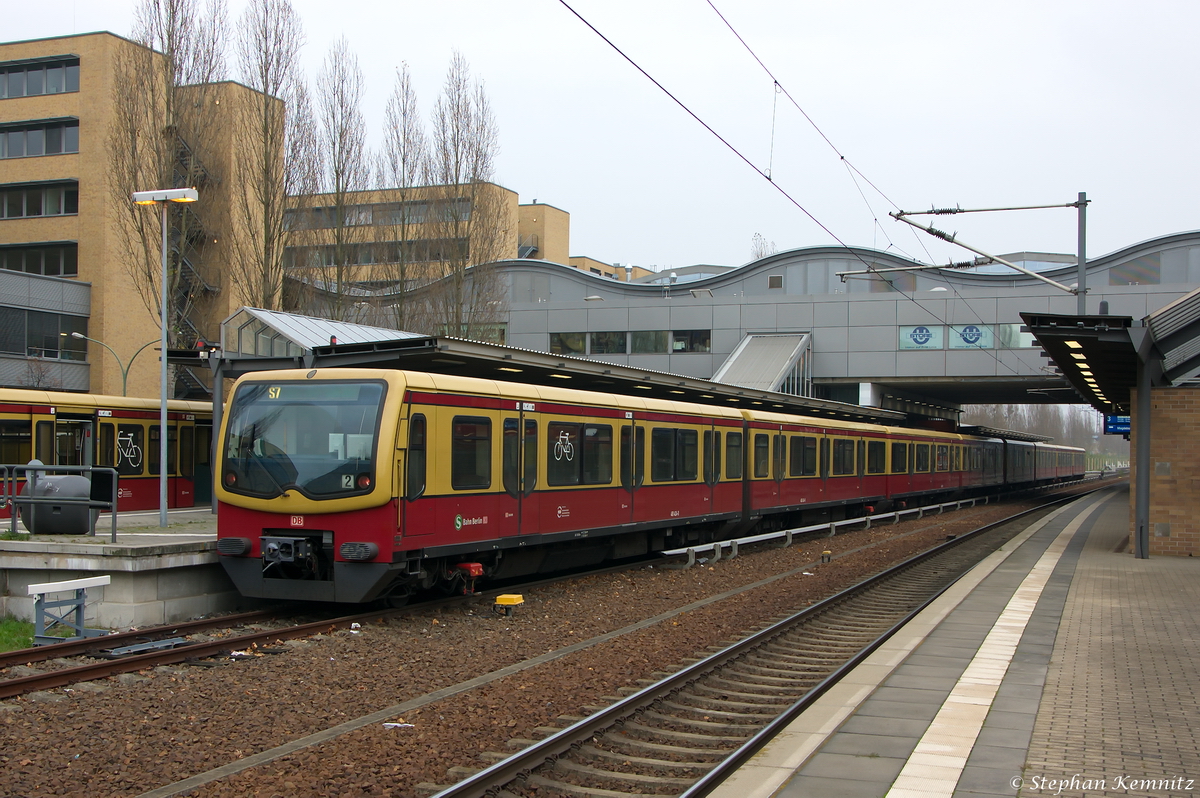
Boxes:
[553,430,575,461]
[117,430,142,469]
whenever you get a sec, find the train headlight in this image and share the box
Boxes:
[339,542,378,561]
[224,471,237,487]
[356,473,372,490]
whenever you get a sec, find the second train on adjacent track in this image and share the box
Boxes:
[214,368,1085,603]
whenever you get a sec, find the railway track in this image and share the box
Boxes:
[1,481,1110,705]
[424,491,1096,798]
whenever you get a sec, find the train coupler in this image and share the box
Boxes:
[454,562,484,595]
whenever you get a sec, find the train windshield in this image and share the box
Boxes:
[221,380,386,499]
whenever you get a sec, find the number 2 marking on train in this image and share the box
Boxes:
[342,474,354,489]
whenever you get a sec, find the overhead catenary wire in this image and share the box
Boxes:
[559,0,1029,382]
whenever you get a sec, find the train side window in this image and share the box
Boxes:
[832,439,855,476]
[523,420,537,494]
[116,423,144,476]
[773,434,785,480]
[703,430,723,483]
[451,416,491,490]
[149,426,164,475]
[0,420,32,464]
[857,440,866,477]
[35,420,54,463]
[583,424,613,484]
[891,442,908,473]
[753,433,770,478]
[620,425,645,488]
[703,431,715,483]
[820,438,830,478]
[406,414,426,500]
[936,444,949,471]
[725,431,743,480]
[953,446,961,471]
[788,436,804,477]
[713,431,721,481]
[548,422,582,486]
[179,426,194,478]
[867,441,886,474]
[676,429,698,481]
[650,428,675,482]
[96,422,114,467]
[168,424,178,475]
[503,418,521,495]
[915,443,931,472]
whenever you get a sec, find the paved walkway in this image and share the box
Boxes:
[711,484,1200,798]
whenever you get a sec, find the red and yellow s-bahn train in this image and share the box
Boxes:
[0,387,214,513]
[214,368,1086,604]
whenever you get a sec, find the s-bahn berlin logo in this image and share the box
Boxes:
[909,326,933,345]
[959,325,983,345]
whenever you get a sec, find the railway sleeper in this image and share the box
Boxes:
[544,758,699,791]
[670,693,791,713]
[704,673,822,695]
[749,648,858,668]
[657,698,775,722]
[639,708,760,734]
[523,772,661,798]
[690,682,798,705]
[758,643,873,662]
[589,736,727,762]
[613,720,748,746]
[728,661,841,680]
[576,744,716,774]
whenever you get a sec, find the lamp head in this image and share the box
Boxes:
[132,188,198,205]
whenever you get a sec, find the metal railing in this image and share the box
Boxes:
[1,464,120,542]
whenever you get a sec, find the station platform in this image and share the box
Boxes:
[710,483,1200,798]
[0,506,244,629]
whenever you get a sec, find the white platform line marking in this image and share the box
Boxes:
[885,494,1108,798]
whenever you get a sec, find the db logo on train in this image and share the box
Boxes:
[290,516,304,527]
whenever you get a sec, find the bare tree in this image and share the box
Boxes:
[312,37,371,321]
[230,0,306,311]
[108,0,228,348]
[373,63,426,332]
[419,52,510,341]
[751,232,777,260]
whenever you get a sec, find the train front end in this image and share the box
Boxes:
[215,369,407,603]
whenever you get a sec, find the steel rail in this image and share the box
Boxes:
[0,608,288,669]
[430,489,1100,798]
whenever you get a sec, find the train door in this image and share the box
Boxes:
[192,422,213,504]
[502,408,539,535]
[619,416,643,524]
[54,415,93,466]
[174,418,196,508]
[402,410,435,537]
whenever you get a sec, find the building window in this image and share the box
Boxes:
[768,274,783,289]
[0,59,80,99]
[631,330,668,354]
[0,307,86,360]
[0,243,77,276]
[589,332,626,354]
[1,182,78,219]
[672,330,711,353]
[0,120,79,159]
[549,332,585,356]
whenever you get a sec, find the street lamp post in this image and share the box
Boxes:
[131,187,198,528]
[70,333,158,396]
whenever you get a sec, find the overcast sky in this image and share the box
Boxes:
[12,1,1199,272]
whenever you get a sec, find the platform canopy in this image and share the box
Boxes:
[1022,286,1200,414]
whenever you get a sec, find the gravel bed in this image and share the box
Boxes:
[0,499,1049,797]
